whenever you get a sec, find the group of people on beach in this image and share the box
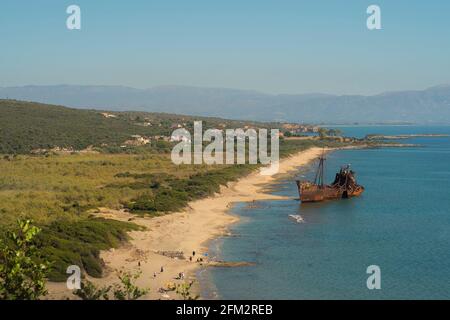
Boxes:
[188,250,205,263]
[146,249,203,280]
[149,248,211,298]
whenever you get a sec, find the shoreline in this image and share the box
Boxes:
[46,147,329,300]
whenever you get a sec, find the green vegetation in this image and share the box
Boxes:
[111,270,149,300]
[74,270,149,300]
[0,220,50,300]
[123,166,254,214]
[73,280,111,300]
[0,99,283,154]
[37,219,140,281]
[176,281,199,300]
[317,128,343,138]
[0,100,150,154]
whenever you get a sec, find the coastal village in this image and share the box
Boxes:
[115,121,349,151]
[106,111,324,148]
[29,111,326,155]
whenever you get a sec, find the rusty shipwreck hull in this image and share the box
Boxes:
[295,154,365,203]
[296,181,364,202]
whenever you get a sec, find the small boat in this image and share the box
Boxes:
[289,214,304,223]
[296,153,364,203]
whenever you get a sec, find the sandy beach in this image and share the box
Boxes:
[47,147,326,300]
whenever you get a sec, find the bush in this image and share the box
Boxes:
[125,167,254,214]
[73,270,149,300]
[36,218,140,281]
[0,220,51,300]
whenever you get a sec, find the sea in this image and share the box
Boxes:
[198,125,450,300]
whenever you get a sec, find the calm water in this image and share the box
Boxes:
[200,126,450,299]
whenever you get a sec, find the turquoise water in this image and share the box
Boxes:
[200,126,450,299]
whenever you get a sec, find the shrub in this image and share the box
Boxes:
[36,218,140,281]
[73,269,149,300]
[0,220,51,300]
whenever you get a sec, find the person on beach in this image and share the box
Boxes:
[192,251,196,257]
[153,272,156,278]
[161,266,164,273]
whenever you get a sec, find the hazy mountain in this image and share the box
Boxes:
[1,84,450,123]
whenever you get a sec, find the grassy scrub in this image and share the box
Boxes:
[37,219,141,281]
[124,166,255,214]
[0,152,217,280]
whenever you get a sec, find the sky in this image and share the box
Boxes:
[1,0,450,95]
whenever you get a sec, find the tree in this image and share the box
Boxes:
[176,281,199,300]
[0,220,51,300]
[327,129,343,137]
[318,128,329,139]
[112,270,149,300]
[73,280,111,300]
[73,269,149,300]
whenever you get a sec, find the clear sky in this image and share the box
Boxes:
[1,0,449,95]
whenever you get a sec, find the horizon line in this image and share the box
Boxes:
[1,83,449,98]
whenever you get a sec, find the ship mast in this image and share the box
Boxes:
[313,149,326,188]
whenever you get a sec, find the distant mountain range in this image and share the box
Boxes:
[1,84,450,124]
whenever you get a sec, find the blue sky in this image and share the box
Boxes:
[1,0,449,94]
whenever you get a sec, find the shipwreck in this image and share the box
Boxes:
[296,154,364,202]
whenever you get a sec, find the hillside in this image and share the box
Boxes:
[1,85,450,123]
[0,99,280,154]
